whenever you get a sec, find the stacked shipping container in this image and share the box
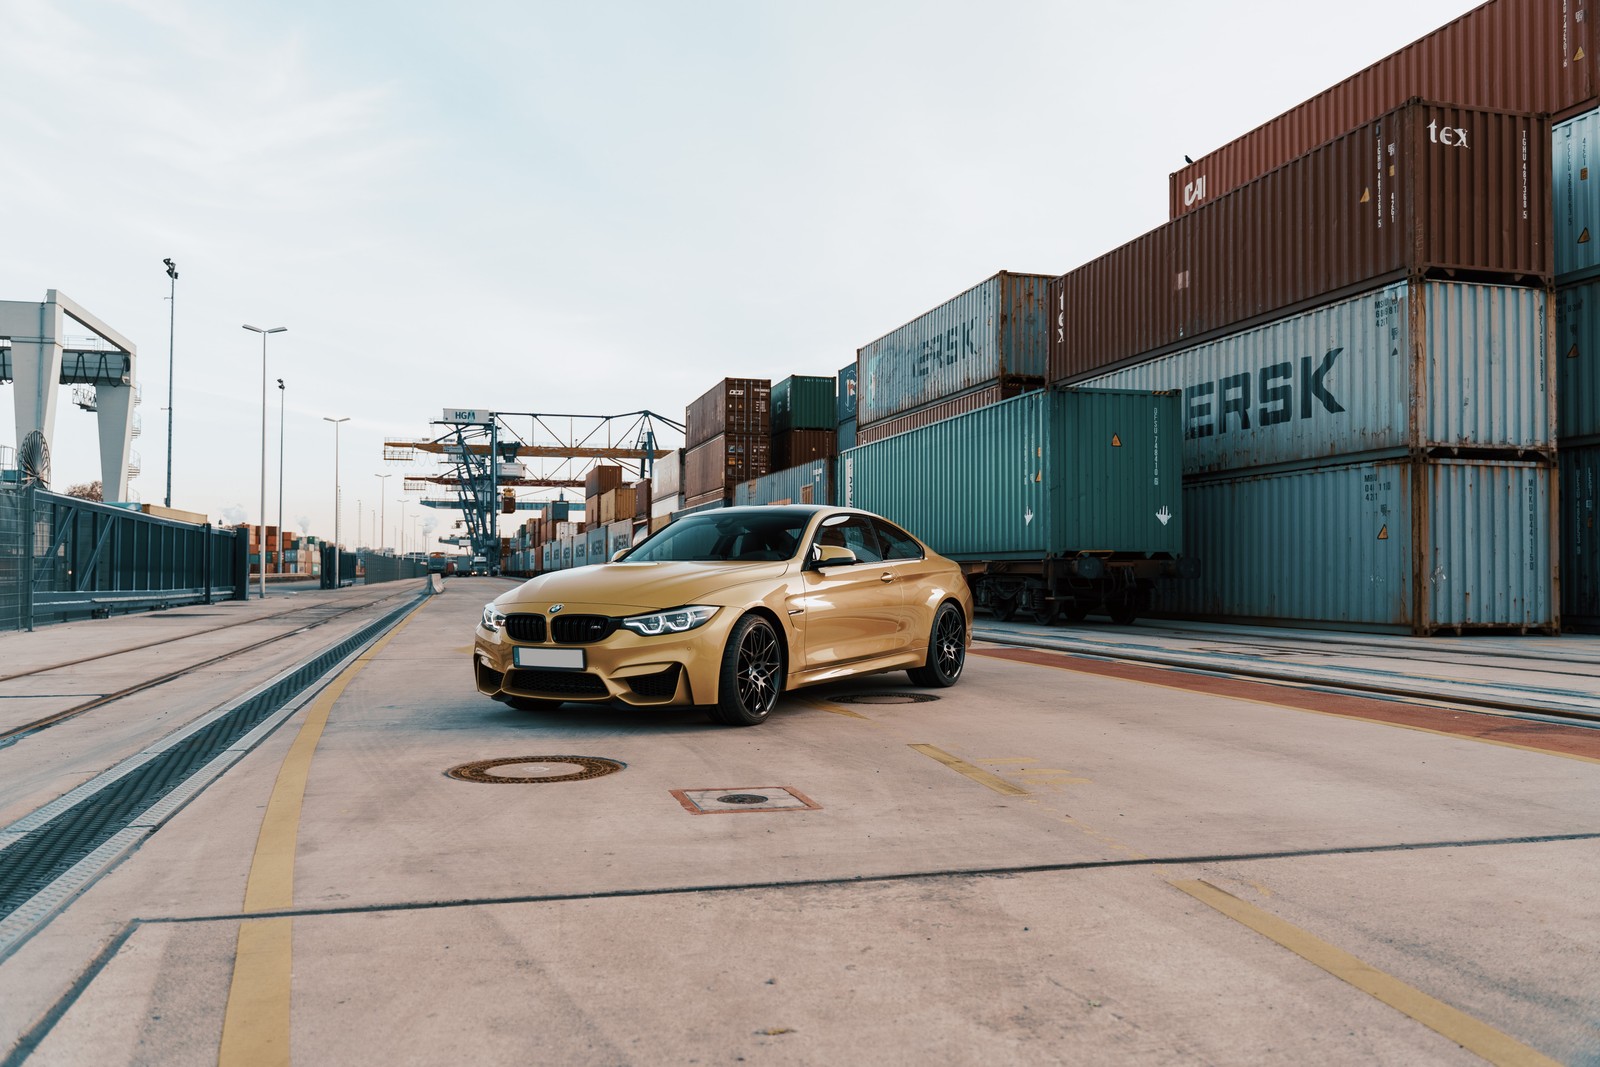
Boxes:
[1553,106,1600,623]
[857,271,1051,444]
[1167,0,1594,218]
[684,378,772,507]
[1081,280,1556,631]
[1053,102,1551,385]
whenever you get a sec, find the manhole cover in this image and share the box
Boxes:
[672,787,822,814]
[446,756,626,784]
[835,692,941,705]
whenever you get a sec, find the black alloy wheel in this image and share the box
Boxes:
[712,614,783,726]
[908,602,966,687]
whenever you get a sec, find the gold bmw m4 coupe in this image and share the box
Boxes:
[473,505,972,726]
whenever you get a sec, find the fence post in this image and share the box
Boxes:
[22,483,36,632]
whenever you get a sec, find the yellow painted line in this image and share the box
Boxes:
[793,696,871,720]
[910,744,1029,796]
[219,604,426,1066]
[219,917,292,1067]
[1171,880,1562,1067]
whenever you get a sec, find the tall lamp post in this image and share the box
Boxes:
[163,258,177,509]
[398,497,408,556]
[277,378,285,576]
[376,474,391,553]
[324,416,350,587]
[243,324,286,600]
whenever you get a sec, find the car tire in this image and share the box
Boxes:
[908,602,966,688]
[710,614,783,726]
[503,696,563,712]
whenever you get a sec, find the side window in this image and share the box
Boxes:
[815,515,883,562]
[872,519,924,561]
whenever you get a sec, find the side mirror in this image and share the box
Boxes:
[610,548,629,562]
[812,544,858,568]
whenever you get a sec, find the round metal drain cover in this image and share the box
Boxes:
[836,692,941,705]
[446,756,625,784]
[717,793,771,805]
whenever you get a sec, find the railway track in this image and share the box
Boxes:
[976,619,1600,729]
[0,588,421,748]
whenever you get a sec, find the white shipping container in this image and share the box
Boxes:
[650,491,682,518]
[1081,280,1552,475]
[606,519,632,560]
[651,450,683,498]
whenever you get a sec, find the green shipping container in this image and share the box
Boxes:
[772,374,838,433]
[839,388,1183,561]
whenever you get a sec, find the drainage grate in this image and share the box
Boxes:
[445,756,625,783]
[835,692,941,705]
[671,786,821,814]
[0,594,426,929]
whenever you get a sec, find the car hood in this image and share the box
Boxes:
[502,560,794,612]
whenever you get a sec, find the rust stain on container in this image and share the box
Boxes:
[1054,102,1552,384]
[1170,0,1593,218]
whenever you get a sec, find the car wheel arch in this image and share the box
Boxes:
[712,605,791,698]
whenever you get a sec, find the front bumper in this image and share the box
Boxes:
[473,609,741,708]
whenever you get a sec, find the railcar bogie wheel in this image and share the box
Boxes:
[1108,594,1139,626]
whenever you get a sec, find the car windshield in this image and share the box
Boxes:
[623,511,809,563]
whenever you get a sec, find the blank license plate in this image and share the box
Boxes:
[514,647,585,670]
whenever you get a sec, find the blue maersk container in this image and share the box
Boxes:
[856,271,1051,428]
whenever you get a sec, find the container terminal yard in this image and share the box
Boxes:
[0,580,1596,1065]
[5,0,1600,1061]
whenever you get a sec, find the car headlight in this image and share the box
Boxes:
[482,603,507,631]
[620,605,718,637]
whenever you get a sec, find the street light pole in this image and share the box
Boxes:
[324,416,350,588]
[163,258,177,509]
[398,498,407,556]
[376,474,391,553]
[243,324,286,600]
[277,378,285,577]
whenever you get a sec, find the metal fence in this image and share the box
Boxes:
[0,486,248,632]
[337,549,428,586]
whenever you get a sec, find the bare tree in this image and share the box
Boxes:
[65,480,103,502]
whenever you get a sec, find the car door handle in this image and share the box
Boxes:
[879,572,895,583]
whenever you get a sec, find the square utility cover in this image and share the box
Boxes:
[671,786,821,814]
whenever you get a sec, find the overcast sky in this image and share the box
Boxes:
[2,0,1482,552]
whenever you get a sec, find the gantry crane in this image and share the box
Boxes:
[383,409,683,573]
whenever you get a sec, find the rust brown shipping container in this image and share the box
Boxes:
[685,378,772,449]
[1169,0,1593,218]
[1053,101,1551,384]
[584,464,624,499]
[855,381,1032,446]
[683,433,773,499]
[634,478,652,520]
[772,428,838,469]
[597,487,638,525]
